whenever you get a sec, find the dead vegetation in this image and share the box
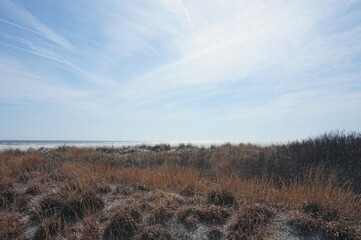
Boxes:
[207,189,236,207]
[103,207,141,240]
[134,225,173,240]
[31,189,104,223]
[228,204,274,239]
[178,205,232,227]
[289,201,361,240]
[0,131,360,239]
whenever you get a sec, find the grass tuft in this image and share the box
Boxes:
[134,225,173,240]
[32,190,104,223]
[303,201,339,222]
[33,218,63,240]
[290,203,360,240]
[0,212,25,239]
[0,184,15,210]
[207,226,224,240]
[103,208,142,239]
[148,206,173,225]
[79,216,101,240]
[228,204,273,239]
[179,186,195,197]
[178,205,232,227]
[207,189,236,206]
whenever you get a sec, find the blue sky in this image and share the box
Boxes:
[0,0,361,142]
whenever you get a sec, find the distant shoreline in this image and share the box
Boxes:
[0,140,229,151]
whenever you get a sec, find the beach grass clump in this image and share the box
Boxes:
[79,216,102,240]
[0,211,25,239]
[33,218,63,240]
[207,226,225,240]
[302,201,339,222]
[32,189,104,223]
[289,201,361,240]
[227,204,273,239]
[134,225,173,240]
[178,205,232,227]
[0,183,15,210]
[103,207,142,240]
[179,186,195,197]
[147,205,173,225]
[207,189,236,206]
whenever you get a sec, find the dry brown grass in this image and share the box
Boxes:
[279,167,361,219]
[103,207,142,240]
[179,186,195,197]
[0,211,25,239]
[228,204,274,240]
[207,189,236,206]
[21,152,43,171]
[207,226,224,240]
[79,216,102,240]
[31,188,104,224]
[177,205,232,226]
[33,218,64,240]
[117,166,202,191]
[0,134,360,239]
[0,184,15,210]
[289,209,361,240]
[147,205,173,225]
[134,225,173,240]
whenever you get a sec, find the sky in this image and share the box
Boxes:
[0,0,361,142]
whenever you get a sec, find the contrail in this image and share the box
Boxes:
[346,0,359,12]
[347,0,356,6]
[0,18,42,36]
[0,0,74,49]
[0,41,114,86]
[176,0,193,30]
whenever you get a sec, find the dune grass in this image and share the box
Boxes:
[0,131,360,239]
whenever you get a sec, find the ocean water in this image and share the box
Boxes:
[0,140,223,151]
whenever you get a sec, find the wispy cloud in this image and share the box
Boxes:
[0,40,114,86]
[0,0,74,49]
[0,17,42,36]
[176,0,193,30]
[114,0,360,101]
[0,0,360,140]
[0,55,89,106]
